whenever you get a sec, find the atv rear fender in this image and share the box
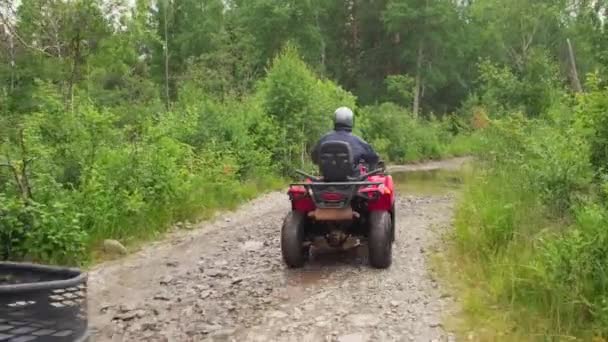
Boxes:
[366,174,395,212]
[287,174,395,214]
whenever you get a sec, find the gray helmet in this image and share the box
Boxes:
[333,107,354,131]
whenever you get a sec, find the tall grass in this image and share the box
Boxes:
[445,110,608,339]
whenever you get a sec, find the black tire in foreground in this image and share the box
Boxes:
[390,202,396,242]
[368,211,393,269]
[0,262,90,342]
[281,211,308,268]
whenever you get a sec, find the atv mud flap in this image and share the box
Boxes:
[307,208,359,221]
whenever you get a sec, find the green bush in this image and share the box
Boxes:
[451,94,607,338]
[358,102,469,163]
[255,44,357,171]
[0,84,285,265]
[574,75,608,174]
[536,203,608,336]
[0,43,474,267]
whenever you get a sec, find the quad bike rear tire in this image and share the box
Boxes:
[368,211,393,269]
[390,202,396,242]
[281,211,307,268]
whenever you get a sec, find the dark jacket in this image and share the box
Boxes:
[311,129,379,168]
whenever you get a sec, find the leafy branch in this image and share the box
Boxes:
[0,130,34,203]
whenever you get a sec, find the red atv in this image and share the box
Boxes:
[282,141,396,269]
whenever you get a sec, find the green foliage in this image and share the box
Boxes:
[451,89,608,337]
[574,75,608,173]
[256,45,356,171]
[358,103,467,163]
[537,203,608,336]
[468,54,565,117]
[384,75,414,107]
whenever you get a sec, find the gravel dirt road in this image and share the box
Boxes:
[88,158,466,342]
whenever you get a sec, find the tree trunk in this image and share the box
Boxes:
[567,38,583,93]
[314,2,326,69]
[67,32,81,113]
[350,0,359,53]
[6,22,15,92]
[163,1,170,109]
[413,41,424,118]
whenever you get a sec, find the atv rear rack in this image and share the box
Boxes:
[293,168,385,184]
[289,181,383,187]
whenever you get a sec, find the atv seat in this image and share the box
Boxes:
[318,140,355,182]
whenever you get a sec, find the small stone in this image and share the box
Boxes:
[200,324,223,334]
[159,276,173,285]
[390,300,400,307]
[153,294,170,301]
[303,303,315,311]
[181,307,194,317]
[215,260,228,267]
[166,261,179,267]
[427,318,442,328]
[206,269,228,278]
[113,309,145,321]
[241,240,264,252]
[337,333,370,342]
[141,322,157,331]
[267,310,289,319]
[232,276,251,285]
[301,331,324,342]
[346,314,380,328]
[103,239,127,255]
[99,304,112,313]
[200,290,212,299]
[209,328,236,338]
[315,321,329,328]
[195,284,210,291]
[119,304,135,313]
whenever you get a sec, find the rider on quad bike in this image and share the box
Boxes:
[311,107,380,172]
[282,107,396,269]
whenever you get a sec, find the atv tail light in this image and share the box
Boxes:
[288,186,308,200]
[321,192,344,201]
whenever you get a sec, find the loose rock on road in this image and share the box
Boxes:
[89,161,463,342]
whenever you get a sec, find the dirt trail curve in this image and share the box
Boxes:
[88,158,468,342]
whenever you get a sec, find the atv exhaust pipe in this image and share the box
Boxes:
[307,208,359,221]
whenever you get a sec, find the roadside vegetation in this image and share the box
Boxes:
[447,76,608,340]
[0,0,470,266]
[443,26,608,342]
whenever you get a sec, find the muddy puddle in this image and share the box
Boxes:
[285,246,366,298]
[392,168,464,195]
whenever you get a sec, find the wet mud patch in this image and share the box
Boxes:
[393,169,464,196]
